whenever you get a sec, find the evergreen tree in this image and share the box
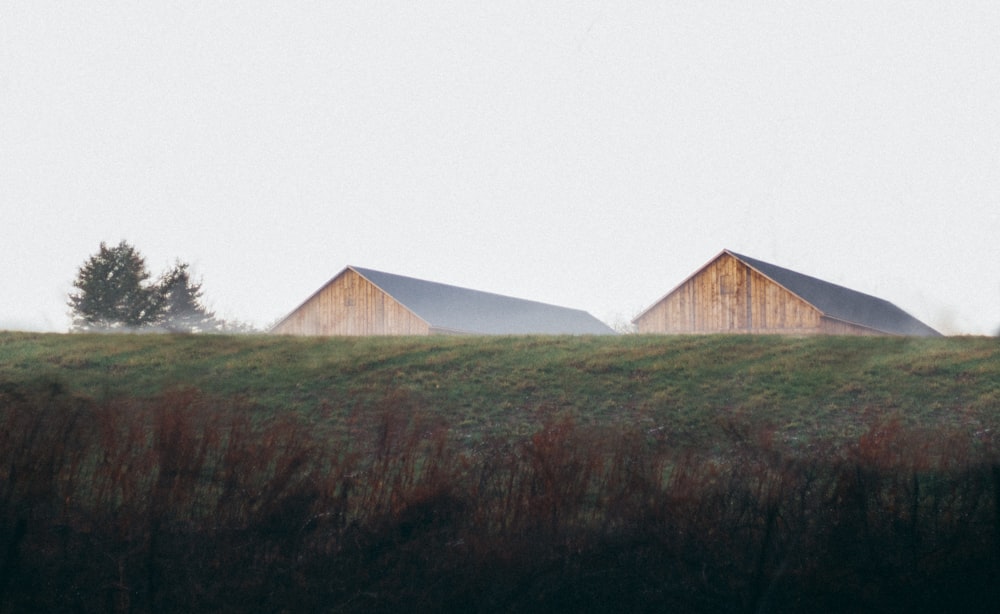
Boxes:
[68,241,164,331]
[158,261,218,333]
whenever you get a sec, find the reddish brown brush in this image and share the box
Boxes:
[3,381,1000,612]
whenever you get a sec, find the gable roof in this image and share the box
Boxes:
[343,266,615,335]
[634,250,940,337]
[726,251,939,336]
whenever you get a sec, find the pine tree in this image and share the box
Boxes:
[158,261,218,333]
[68,241,164,331]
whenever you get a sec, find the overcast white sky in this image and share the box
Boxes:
[3,2,999,335]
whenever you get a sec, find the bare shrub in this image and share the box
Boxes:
[3,384,1000,612]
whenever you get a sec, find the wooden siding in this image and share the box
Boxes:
[271,269,431,336]
[818,317,884,336]
[636,253,836,334]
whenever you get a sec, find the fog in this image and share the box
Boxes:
[3,3,999,335]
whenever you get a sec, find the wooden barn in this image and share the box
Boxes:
[271,265,615,336]
[633,249,940,337]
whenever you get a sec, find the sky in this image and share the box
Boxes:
[2,2,999,335]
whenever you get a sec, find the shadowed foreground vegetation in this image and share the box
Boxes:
[2,332,1000,611]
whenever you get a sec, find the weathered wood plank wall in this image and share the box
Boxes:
[818,317,883,336]
[272,269,430,336]
[635,253,883,335]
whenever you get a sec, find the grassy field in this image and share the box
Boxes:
[3,331,1000,612]
[3,331,1000,450]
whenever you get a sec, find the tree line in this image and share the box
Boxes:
[67,241,253,333]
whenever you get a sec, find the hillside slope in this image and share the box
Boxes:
[3,331,999,450]
[4,331,1000,612]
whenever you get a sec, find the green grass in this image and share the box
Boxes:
[5,331,1000,611]
[3,331,999,452]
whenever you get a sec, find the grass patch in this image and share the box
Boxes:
[4,331,1000,611]
[3,331,1000,451]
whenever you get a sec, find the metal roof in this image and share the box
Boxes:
[726,251,941,336]
[349,266,616,335]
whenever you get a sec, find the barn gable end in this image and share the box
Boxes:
[633,250,940,337]
[270,268,431,336]
[271,266,615,336]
